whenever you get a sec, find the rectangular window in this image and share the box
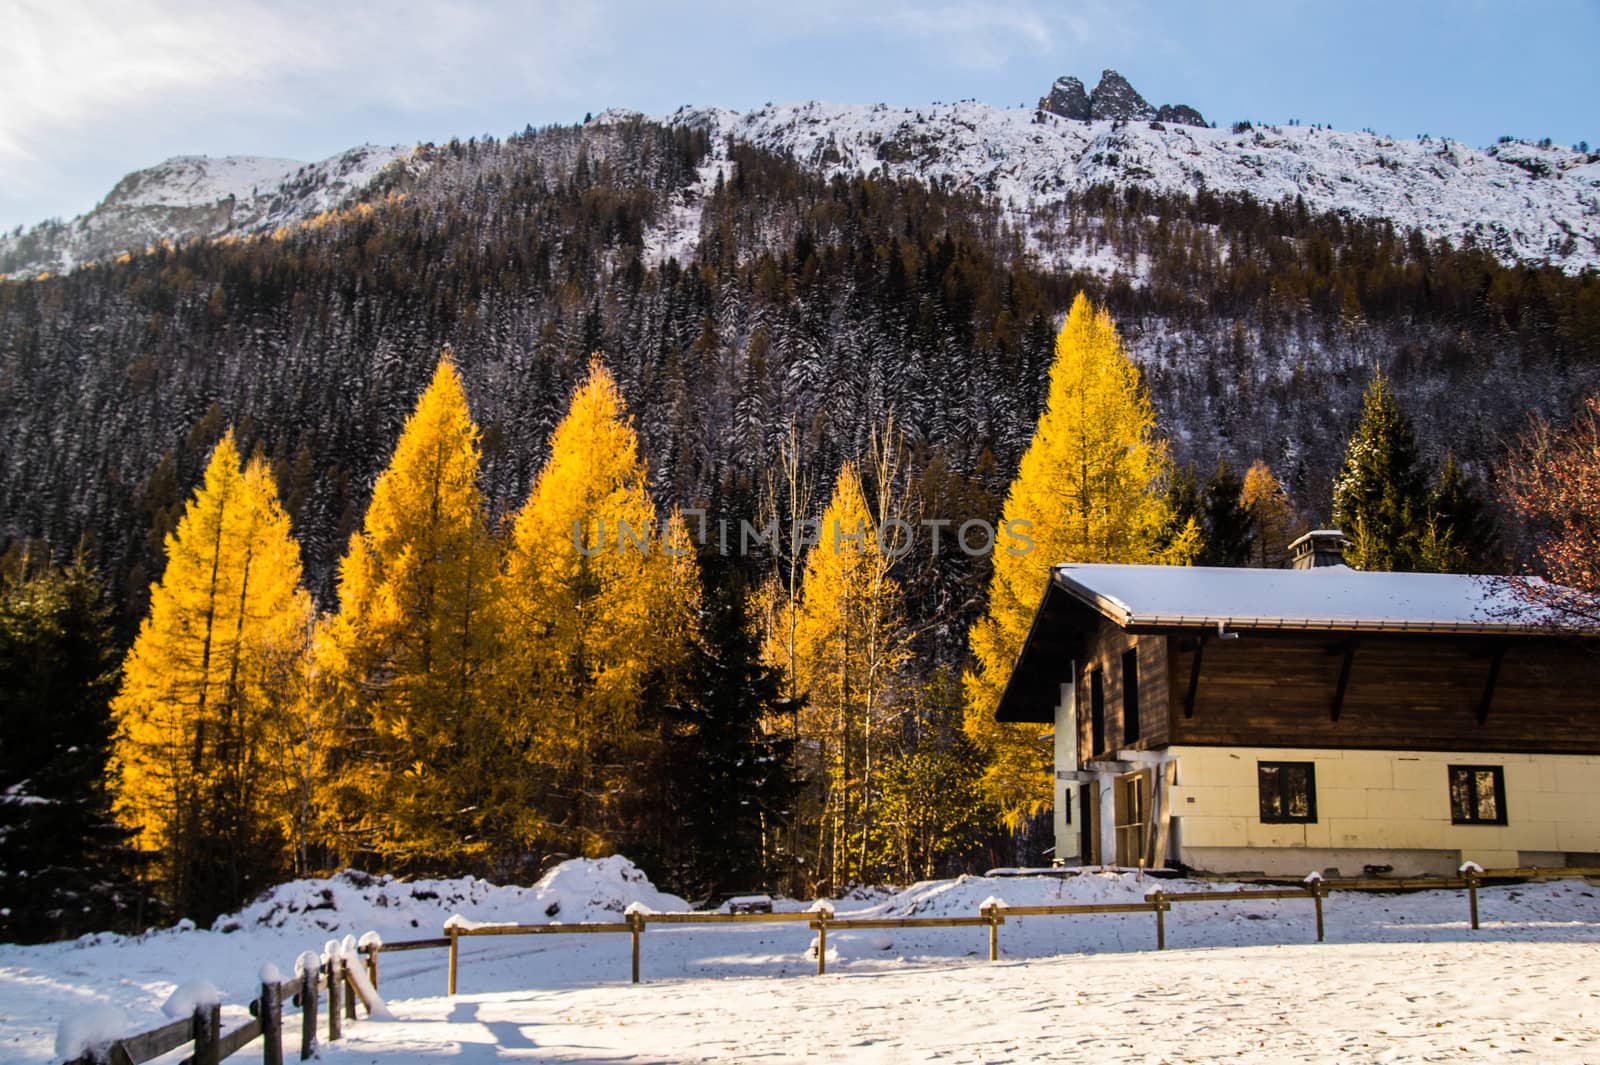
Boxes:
[1449,765,1507,825]
[1121,648,1140,744]
[1089,670,1105,756]
[1258,762,1317,823]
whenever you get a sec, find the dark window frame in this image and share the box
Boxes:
[1121,648,1140,745]
[1089,669,1106,757]
[1257,761,1317,824]
[1449,765,1508,825]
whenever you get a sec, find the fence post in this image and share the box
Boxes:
[344,962,358,1021]
[260,976,284,1065]
[628,911,645,984]
[325,954,342,1043]
[815,914,829,976]
[365,943,380,991]
[1151,890,1167,950]
[981,902,1002,961]
[299,964,318,1061]
[193,1001,221,1065]
[448,929,460,996]
[1466,867,1481,930]
[1313,880,1326,943]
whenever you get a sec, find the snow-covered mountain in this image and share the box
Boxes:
[6,72,1597,279]
[0,145,411,277]
[645,88,1599,274]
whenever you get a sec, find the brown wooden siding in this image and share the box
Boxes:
[1076,622,1169,763]
[1164,631,1600,754]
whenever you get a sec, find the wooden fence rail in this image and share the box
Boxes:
[436,865,1599,992]
[67,941,385,1065]
[68,864,1598,1059]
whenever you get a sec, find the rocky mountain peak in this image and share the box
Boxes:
[1038,75,1090,121]
[1038,69,1207,128]
[1088,69,1155,122]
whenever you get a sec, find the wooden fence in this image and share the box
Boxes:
[67,941,383,1065]
[433,865,1600,991]
[63,864,1600,1061]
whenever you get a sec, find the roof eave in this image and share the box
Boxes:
[1123,613,1591,636]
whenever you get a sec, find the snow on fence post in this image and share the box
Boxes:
[1304,872,1326,943]
[980,897,1008,961]
[323,942,342,1044]
[1460,862,1484,929]
[807,900,835,976]
[295,951,320,1061]
[258,963,285,1065]
[358,930,383,990]
[624,902,654,984]
[192,999,221,1065]
[340,935,359,1021]
[445,915,464,996]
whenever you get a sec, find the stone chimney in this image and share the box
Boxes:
[1288,529,1350,570]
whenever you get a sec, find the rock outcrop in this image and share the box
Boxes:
[1087,70,1155,122]
[1156,103,1207,128]
[1037,75,1091,121]
[1039,69,1207,128]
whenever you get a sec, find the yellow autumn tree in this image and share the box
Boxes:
[787,459,913,890]
[1240,459,1301,568]
[111,432,313,919]
[315,357,512,872]
[964,293,1197,826]
[498,358,698,857]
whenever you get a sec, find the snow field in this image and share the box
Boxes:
[6,861,1600,1063]
[326,941,1600,1064]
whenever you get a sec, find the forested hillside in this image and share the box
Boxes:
[3,112,1599,927]
[4,116,1596,631]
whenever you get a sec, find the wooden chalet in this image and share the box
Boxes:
[994,531,1600,877]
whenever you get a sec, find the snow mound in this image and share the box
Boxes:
[860,870,1224,918]
[54,1004,127,1061]
[531,855,688,921]
[225,857,688,940]
[160,978,220,1019]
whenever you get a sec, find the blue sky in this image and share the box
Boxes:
[3,0,1597,233]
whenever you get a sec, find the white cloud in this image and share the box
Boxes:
[0,0,606,168]
[0,0,297,166]
[0,0,1156,228]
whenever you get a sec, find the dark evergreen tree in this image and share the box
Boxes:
[1157,464,1204,558]
[0,549,145,942]
[1199,458,1253,566]
[631,559,801,902]
[1332,374,1432,571]
[1421,453,1498,573]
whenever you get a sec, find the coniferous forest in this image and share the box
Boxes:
[3,116,1599,937]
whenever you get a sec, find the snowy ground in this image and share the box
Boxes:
[5,860,1599,1063]
[327,941,1600,1064]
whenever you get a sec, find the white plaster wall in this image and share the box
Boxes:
[1165,745,1600,874]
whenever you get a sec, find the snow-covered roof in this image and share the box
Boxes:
[1053,563,1554,633]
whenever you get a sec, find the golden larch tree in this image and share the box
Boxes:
[315,356,509,872]
[964,294,1197,826]
[498,358,698,857]
[787,460,913,890]
[111,433,313,919]
[1240,459,1301,569]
